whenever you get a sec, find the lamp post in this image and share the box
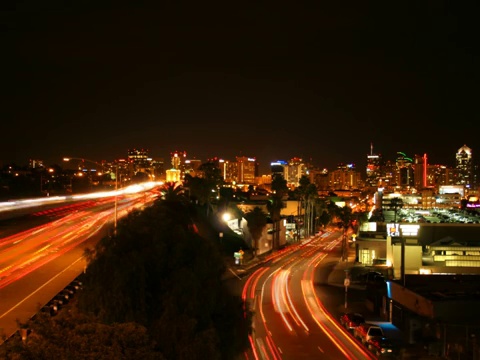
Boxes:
[114,165,118,237]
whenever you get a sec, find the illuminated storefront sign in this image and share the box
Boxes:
[386,223,420,237]
[387,223,399,237]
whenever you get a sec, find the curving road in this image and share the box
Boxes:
[0,186,160,342]
[241,232,376,360]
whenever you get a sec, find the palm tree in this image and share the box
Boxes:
[295,175,311,239]
[389,197,404,223]
[336,205,354,261]
[160,181,187,203]
[244,207,268,258]
[184,161,224,217]
[304,183,318,238]
[268,174,288,250]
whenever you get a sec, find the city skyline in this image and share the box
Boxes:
[3,141,476,177]
[3,2,479,173]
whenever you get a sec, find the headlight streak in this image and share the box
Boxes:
[247,334,260,360]
[0,182,162,213]
[271,270,294,332]
[245,234,358,360]
[283,270,310,332]
[300,241,375,360]
[250,267,270,300]
[301,278,354,359]
[256,268,287,359]
[0,193,151,289]
[264,333,282,360]
[251,241,321,359]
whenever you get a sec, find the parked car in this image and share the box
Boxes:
[354,323,384,345]
[339,312,365,332]
[367,336,398,357]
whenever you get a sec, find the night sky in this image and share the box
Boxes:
[2,1,479,174]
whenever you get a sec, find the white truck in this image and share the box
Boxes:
[354,323,384,345]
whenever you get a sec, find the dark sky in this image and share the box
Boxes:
[2,1,479,174]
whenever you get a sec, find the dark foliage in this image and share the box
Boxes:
[76,197,252,359]
[1,308,162,360]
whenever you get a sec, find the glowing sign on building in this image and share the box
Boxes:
[387,223,400,237]
[386,223,420,237]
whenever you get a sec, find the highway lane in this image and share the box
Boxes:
[242,232,375,360]
[0,188,159,341]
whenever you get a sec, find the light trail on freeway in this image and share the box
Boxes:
[241,232,376,360]
[0,183,161,341]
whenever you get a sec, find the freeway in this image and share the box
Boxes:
[0,184,161,342]
[241,232,375,360]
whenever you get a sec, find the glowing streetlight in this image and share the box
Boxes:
[222,212,231,222]
[114,165,118,237]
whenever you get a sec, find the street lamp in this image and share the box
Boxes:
[114,164,118,237]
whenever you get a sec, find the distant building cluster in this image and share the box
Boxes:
[1,144,479,205]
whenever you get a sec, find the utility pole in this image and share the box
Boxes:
[114,165,118,237]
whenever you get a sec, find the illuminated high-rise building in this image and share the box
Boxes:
[270,160,288,180]
[127,148,153,180]
[236,156,257,184]
[455,144,473,192]
[311,168,330,192]
[396,151,414,189]
[128,149,150,170]
[427,164,448,189]
[330,163,360,190]
[366,143,382,188]
[184,159,202,177]
[413,154,428,189]
[286,157,307,187]
[217,159,238,183]
[151,158,165,181]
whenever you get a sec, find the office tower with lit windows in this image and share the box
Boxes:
[236,156,257,184]
[455,144,473,193]
[128,148,151,172]
[396,151,414,189]
[151,158,165,181]
[427,164,449,189]
[311,168,330,192]
[413,154,428,190]
[184,158,202,177]
[366,143,382,188]
[382,160,397,189]
[330,163,360,190]
[271,160,288,180]
[286,157,306,187]
[216,159,239,184]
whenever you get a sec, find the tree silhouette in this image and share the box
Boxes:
[244,207,268,258]
[267,174,288,249]
[29,190,253,359]
[336,205,354,261]
[389,197,404,223]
